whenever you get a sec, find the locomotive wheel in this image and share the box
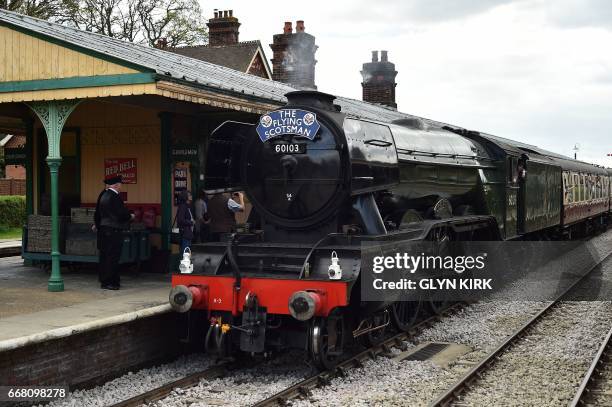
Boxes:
[309,316,344,370]
[391,300,422,332]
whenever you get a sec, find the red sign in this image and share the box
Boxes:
[104,158,137,184]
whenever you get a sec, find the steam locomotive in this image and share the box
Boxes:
[169,91,611,368]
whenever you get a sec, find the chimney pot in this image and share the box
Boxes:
[207,9,240,46]
[381,50,388,62]
[371,50,378,62]
[296,20,305,32]
[283,21,293,34]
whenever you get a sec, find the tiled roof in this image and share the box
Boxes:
[167,41,263,74]
[0,9,433,124]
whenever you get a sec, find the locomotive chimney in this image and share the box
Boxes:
[361,50,398,109]
[271,19,318,89]
[207,9,241,46]
[285,90,337,112]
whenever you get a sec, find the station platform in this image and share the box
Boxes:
[0,256,182,388]
[0,256,171,348]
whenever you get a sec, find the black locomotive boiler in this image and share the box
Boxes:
[170,91,611,368]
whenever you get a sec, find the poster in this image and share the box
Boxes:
[104,158,137,184]
[174,166,188,204]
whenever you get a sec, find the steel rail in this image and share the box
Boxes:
[109,361,240,407]
[428,252,612,407]
[253,302,467,407]
[570,324,612,406]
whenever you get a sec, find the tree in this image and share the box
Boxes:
[57,0,207,46]
[1,0,207,47]
[0,0,62,19]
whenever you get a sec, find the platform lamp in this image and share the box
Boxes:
[573,143,580,160]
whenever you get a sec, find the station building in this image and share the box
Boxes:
[0,8,412,291]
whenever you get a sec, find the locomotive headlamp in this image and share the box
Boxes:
[328,251,343,280]
[288,291,323,321]
[179,247,193,274]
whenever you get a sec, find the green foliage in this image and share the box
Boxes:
[0,195,26,229]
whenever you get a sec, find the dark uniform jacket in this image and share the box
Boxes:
[176,202,194,240]
[96,189,131,230]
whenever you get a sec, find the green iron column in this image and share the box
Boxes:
[159,112,173,252]
[27,100,80,292]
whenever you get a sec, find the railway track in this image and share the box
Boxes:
[570,325,612,407]
[428,252,612,407]
[253,302,467,407]
[108,361,243,407]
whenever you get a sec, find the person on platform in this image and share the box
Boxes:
[194,189,210,243]
[95,176,133,290]
[176,190,195,254]
[207,191,244,241]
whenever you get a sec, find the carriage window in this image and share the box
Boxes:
[574,174,580,202]
[564,173,573,204]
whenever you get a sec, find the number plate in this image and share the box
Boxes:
[273,143,307,155]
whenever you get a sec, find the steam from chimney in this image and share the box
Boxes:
[284,21,293,34]
[371,50,378,62]
[296,20,305,32]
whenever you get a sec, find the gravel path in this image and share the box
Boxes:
[145,351,311,407]
[458,301,612,407]
[37,354,213,407]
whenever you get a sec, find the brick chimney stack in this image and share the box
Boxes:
[361,50,398,109]
[207,9,240,46]
[270,20,318,89]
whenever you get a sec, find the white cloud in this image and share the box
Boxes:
[202,0,612,166]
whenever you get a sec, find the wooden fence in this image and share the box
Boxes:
[0,179,26,195]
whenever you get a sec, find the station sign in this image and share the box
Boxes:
[171,144,199,162]
[4,147,26,164]
[256,109,320,142]
[104,158,137,184]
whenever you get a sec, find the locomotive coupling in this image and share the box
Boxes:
[288,291,324,321]
[169,284,208,313]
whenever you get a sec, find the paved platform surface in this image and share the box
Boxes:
[0,256,171,345]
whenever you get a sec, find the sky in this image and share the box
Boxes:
[202,0,612,166]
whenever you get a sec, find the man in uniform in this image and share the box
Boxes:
[94,175,133,290]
